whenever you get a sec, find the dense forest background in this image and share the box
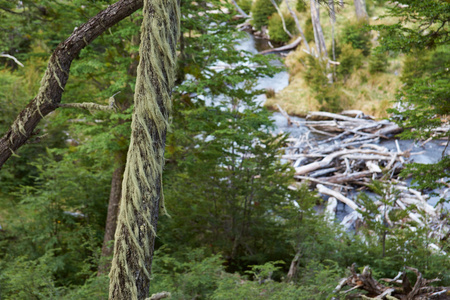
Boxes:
[0,0,448,299]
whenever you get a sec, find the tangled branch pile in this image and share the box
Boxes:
[333,264,450,299]
[281,110,449,246]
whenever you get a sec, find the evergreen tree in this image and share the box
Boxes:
[376,0,450,195]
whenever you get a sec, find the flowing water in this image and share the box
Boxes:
[236,32,449,216]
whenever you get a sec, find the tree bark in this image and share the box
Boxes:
[310,0,327,57]
[329,0,336,61]
[0,0,143,170]
[284,0,311,53]
[108,0,180,298]
[98,13,141,276]
[98,154,126,275]
[354,0,368,20]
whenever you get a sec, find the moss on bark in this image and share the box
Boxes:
[108,0,180,299]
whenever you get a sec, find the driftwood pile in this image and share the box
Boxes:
[281,110,449,250]
[332,264,450,299]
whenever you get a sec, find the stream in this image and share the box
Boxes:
[236,32,449,218]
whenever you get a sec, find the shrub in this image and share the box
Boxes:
[340,21,371,56]
[296,0,307,12]
[268,13,297,43]
[304,17,314,44]
[149,248,226,299]
[304,56,341,112]
[336,43,363,82]
[251,0,278,31]
[369,51,389,74]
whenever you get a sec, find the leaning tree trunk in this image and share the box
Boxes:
[108,0,180,299]
[284,0,311,53]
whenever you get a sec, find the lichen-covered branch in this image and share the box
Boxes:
[108,0,180,298]
[58,102,115,112]
[0,0,143,170]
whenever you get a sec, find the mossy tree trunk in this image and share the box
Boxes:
[98,16,141,277]
[108,0,180,298]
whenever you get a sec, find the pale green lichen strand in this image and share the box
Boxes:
[108,0,180,298]
[9,60,54,142]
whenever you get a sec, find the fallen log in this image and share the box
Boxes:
[294,175,352,189]
[325,197,338,223]
[317,184,360,211]
[295,149,405,175]
[260,37,302,54]
[306,111,370,122]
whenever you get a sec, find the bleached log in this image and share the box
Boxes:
[386,153,398,169]
[341,154,398,161]
[396,200,425,226]
[315,138,381,154]
[295,148,408,176]
[308,126,338,136]
[395,186,428,202]
[400,197,437,217]
[306,111,369,122]
[341,211,362,229]
[309,167,340,177]
[294,175,352,189]
[374,123,402,137]
[317,184,360,211]
[281,153,325,160]
[360,144,388,152]
[293,157,309,168]
[325,197,337,223]
[260,37,303,55]
[320,171,374,184]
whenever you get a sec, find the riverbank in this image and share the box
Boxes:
[264,45,402,118]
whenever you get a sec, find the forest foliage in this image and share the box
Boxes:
[0,0,448,299]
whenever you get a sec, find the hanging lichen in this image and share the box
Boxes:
[9,60,56,142]
[108,0,180,298]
